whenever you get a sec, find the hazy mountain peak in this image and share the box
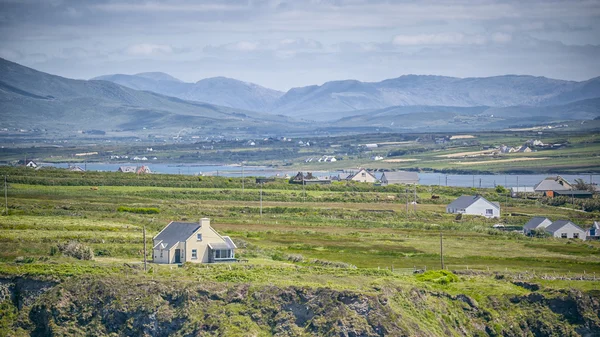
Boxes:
[134,72,182,82]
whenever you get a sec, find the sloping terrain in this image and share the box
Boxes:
[93,73,284,112]
[0,58,297,135]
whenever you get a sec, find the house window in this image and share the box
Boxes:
[561,233,567,238]
[197,233,202,241]
[361,172,366,177]
[573,233,579,239]
[485,209,493,216]
[192,249,197,259]
[160,250,163,258]
[214,249,232,259]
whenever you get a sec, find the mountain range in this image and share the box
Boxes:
[93,71,600,120]
[1,57,600,136]
[0,58,299,136]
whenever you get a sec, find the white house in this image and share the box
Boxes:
[347,168,378,183]
[446,195,500,218]
[153,218,237,264]
[545,220,586,240]
[380,171,419,185]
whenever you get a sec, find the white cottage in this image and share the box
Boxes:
[545,220,586,240]
[153,218,236,264]
[446,195,500,218]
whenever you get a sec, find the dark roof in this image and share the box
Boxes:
[545,220,584,233]
[208,242,231,250]
[382,171,419,184]
[523,217,551,231]
[154,221,200,250]
[447,195,498,210]
[553,190,593,196]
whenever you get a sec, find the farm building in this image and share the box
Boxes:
[153,218,236,264]
[118,166,137,173]
[380,171,419,185]
[510,187,535,198]
[534,176,572,195]
[446,195,500,218]
[550,190,593,199]
[523,217,553,235]
[544,220,586,240]
[346,169,378,183]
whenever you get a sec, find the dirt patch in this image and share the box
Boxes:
[437,150,495,158]
[450,135,476,140]
[454,157,548,165]
[382,159,419,163]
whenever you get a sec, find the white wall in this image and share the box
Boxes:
[464,199,500,218]
[551,224,586,241]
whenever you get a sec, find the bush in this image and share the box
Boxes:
[57,241,95,260]
[117,206,160,214]
[416,270,459,284]
[14,256,36,264]
[495,185,507,194]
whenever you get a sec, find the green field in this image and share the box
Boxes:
[0,168,599,336]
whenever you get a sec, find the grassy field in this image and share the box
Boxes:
[0,167,599,336]
[0,168,598,277]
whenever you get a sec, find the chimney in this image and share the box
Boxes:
[200,218,210,228]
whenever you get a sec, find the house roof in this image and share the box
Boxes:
[119,166,137,172]
[553,190,593,196]
[447,195,499,210]
[153,221,200,250]
[208,242,232,250]
[382,171,419,184]
[523,217,551,231]
[545,220,584,233]
[510,187,535,192]
[347,169,377,180]
[534,176,572,191]
[593,221,600,230]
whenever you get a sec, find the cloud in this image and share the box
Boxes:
[392,33,487,46]
[204,38,323,54]
[124,44,174,56]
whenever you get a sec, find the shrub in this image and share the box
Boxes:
[49,245,59,256]
[57,241,95,260]
[117,206,160,214]
[416,270,459,284]
[495,185,507,194]
[14,256,36,264]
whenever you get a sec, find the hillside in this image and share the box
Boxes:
[0,58,298,136]
[333,98,600,131]
[273,75,600,117]
[92,73,284,112]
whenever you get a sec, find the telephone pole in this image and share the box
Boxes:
[440,231,445,270]
[4,175,7,215]
[260,183,263,217]
[413,184,417,212]
[241,162,244,192]
[143,226,147,272]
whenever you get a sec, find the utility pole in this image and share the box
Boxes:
[413,184,417,212]
[440,231,444,270]
[405,187,409,215]
[4,175,7,215]
[260,183,263,217]
[143,226,147,272]
[241,162,244,193]
[472,175,474,188]
[303,177,306,202]
[445,175,448,186]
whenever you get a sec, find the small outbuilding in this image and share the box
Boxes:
[544,220,586,240]
[380,171,419,185]
[153,218,236,264]
[587,221,600,240]
[446,195,500,218]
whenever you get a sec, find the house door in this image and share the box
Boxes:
[174,249,181,263]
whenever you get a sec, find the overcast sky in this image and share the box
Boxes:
[1,0,599,91]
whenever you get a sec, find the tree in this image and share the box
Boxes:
[495,185,507,194]
[573,178,595,192]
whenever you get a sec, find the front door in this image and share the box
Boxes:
[174,249,181,263]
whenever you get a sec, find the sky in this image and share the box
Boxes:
[0,0,599,91]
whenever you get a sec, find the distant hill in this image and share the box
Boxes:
[0,58,298,135]
[92,74,284,112]
[332,98,600,131]
[272,75,600,117]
